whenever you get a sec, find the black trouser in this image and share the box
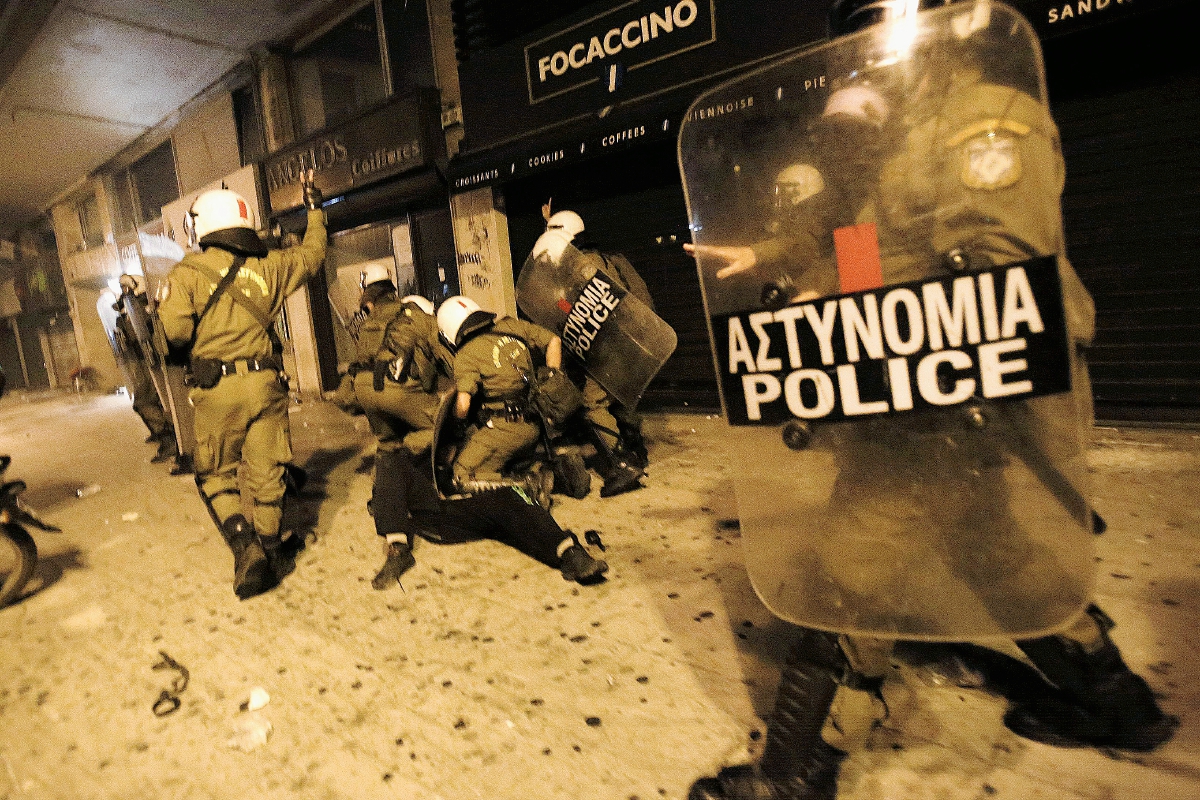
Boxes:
[413,489,565,567]
[383,447,566,567]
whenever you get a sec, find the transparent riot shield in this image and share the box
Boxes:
[123,292,192,462]
[122,294,159,370]
[517,241,677,410]
[678,1,1094,640]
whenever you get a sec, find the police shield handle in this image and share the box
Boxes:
[683,242,758,279]
[301,168,323,211]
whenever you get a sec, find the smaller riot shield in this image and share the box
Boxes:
[430,391,459,499]
[159,360,195,463]
[517,242,676,410]
[122,294,159,369]
[677,0,1093,641]
[121,294,186,454]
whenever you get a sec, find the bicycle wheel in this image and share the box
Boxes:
[0,524,37,607]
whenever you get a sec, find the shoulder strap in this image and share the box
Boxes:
[197,255,246,321]
[190,254,277,336]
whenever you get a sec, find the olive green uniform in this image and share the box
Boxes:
[349,297,446,455]
[453,317,556,484]
[158,210,326,539]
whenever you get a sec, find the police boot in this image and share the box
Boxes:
[1007,605,1179,752]
[583,420,644,498]
[152,430,179,463]
[616,424,649,470]
[170,453,194,476]
[559,532,607,584]
[600,460,644,498]
[689,629,847,800]
[372,538,416,590]
[552,452,591,499]
[219,514,272,600]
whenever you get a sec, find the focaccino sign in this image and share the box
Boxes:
[525,0,715,104]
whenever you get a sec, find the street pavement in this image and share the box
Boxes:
[0,389,1196,800]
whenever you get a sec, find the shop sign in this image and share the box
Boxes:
[1010,0,1171,38]
[264,96,432,214]
[525,0,715,104]
[450,112,679,192]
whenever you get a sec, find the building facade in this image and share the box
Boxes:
[35,0,1200,422]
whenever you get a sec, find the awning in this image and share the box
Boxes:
[446,92,694,194]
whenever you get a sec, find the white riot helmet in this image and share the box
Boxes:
[535,209,586,264]
[400,295,434,315]
[359,263,393,289]
[118,273,146,295]
[437,295,495,349]
[359,263,396,309]
[821,85,890,128]
[184,188,267,256]
[545,210,585,239]
[773,163,826,209]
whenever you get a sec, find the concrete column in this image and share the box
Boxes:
[450,187,516,318]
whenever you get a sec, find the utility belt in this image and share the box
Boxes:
[477,397,535,424]
[187,354,284,389]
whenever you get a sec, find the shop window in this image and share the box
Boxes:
[233,84,267,165]
[76,193,105,249]
[324,220,418,370]
[129,141,181,225]
[107,171,138,235]
[290,3,387,137]
[382,0,436,93]
[450,0,595,63]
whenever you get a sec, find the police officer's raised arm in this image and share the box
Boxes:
[274,209,328,298]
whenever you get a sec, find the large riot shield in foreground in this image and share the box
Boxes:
[678,1,1094,640]
[518,240,677,410]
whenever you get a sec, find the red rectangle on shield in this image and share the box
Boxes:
[833,223,884,293]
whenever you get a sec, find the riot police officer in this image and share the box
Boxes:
[681,3,1176,798]
[538,210,651,497]
[342,264,450,589]
[157,179,326,600]
[113,274,177,464]
[437,295,557,504]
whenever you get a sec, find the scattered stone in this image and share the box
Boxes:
[239,687,270,712]
[586,717,601,727]
[226,715,272,752]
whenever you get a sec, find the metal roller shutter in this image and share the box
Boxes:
[1047,5,1200,423]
